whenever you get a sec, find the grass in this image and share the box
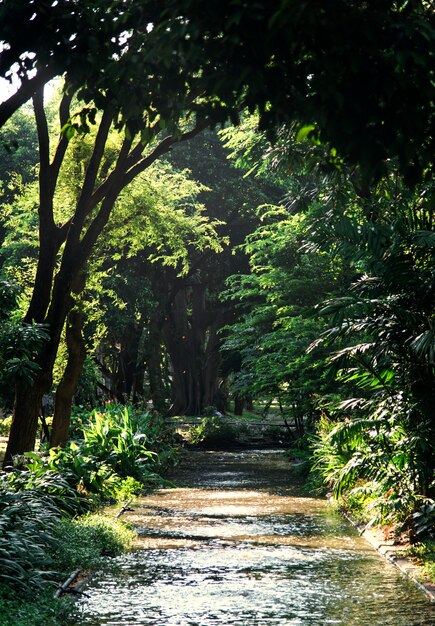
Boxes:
[0,512,134,626]
[0,588,74,626]
[405,539,435,584]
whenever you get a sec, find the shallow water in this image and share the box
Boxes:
[70,450,435,625]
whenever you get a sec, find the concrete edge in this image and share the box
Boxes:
[339,507,435,603]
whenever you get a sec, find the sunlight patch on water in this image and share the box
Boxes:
[70,450,435,626]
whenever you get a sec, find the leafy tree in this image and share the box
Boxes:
[154,0,435,183]
[1,1,433,183]
[1,83,207,467]
[78,158,226,419]
[222,209,343,433]
[0,278,48,408]
[80,130,284,418]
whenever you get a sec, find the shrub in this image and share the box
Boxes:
[81,405,156,480]
[0,587,73,626]
[0,416,12,436]
[0,488,61,592]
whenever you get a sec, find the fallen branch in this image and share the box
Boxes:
[54,569,80,598]
[115,498,133,519]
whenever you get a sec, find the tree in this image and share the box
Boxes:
[0,1,160,128]
[309,178,435,500]
[222,209,343,434]
[152,0,434,183]
[77,158,226,417]
[1,2,433,183]
[1,85,205,467]
[78,130,284,418]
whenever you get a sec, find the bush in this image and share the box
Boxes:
[81,405,156,480]
[0,416,12,436]
[0,587,73,626]
[0,487,61,592]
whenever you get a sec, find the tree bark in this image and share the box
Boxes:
[234,394,245,416]
[165,281,228,416]
[50,304,86,448]
[145,309,168,413]
[2,383,45,468]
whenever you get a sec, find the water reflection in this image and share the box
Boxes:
[70,450,435,625]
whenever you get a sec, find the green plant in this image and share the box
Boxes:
[0,587,73,626]
[413,500,435,539]
[0,488,61,592]
[112,476,143,501]
[2,462,93,517]
[52,514,134,571]
[81,405,156,480]
[404,539,435,584]
[0,416,12,436]
[188,416,220,445]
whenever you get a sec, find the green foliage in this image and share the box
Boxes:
[0,587,73,626]
[2,462,92,517]
[53,514,134,571]
[71,403,178,475]
[0,416,12,436]
[310,393,434,531]
[188,416,222,445]
[187,415,240,447]
[111,476,144,502]
[80,405,155,481]
[413,501,435,539]
[0,486,60,592]
[155,0,435,184]
[306,178,435,531]
[222,210,339,432]
[406,539,435,583]
[0,489,133,624]
[0,401,170,613]
[0,278,49,404]
[15,404,175,506]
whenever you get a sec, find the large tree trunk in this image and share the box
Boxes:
[2,295,71,468]
[50,305,86,448]
[4,87,204,467]
[145,309,168,413]
[3,383,46,468]
[112,322,143,403]
[164,282,228,416]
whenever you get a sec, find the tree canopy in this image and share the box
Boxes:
[1,1,433,182]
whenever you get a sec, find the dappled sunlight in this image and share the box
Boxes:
[71,451,434,625]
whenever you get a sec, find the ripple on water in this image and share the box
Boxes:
[70,451,435,626]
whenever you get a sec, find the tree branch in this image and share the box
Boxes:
[51,88,74,188]
[33,87,56,232]
[122,121,209,189]
[0,65,58,128]
[74,108,114,221]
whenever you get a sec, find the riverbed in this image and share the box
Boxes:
[69,449,435,625]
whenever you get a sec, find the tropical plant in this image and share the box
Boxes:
[80,405,156,480]
[0,487,60,591]
[307,178,435,531]
[222,209,340,433]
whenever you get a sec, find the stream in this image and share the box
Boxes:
[70,449,435,625]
